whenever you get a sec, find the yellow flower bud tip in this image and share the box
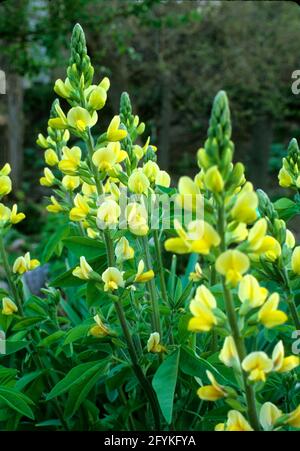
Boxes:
[44,149,59,166]
[0,175,12,196]
[128,170,150,194]
[87,227,98,239]
[147,332,165,353]
[176,176,203,212]
[67,107,98,132]
[102,267,125,291]
[0,163,11,176]
[134,260,155,283]
[258,293,287,329]
[238,275,268,308]
[247,218,267,251]
[107,115,127,141]
[272,340,299,373]
[197,370,226,401]
[62,175,80,191]
[47,196,64,214]
[72,256,94,280]
[115,237,134,262]
[188,296,217,333]
[0,203,12,223]
[242,352,273,382]
[97,199,121,227]
[292,246,300,275]
[12,252,40,275]
[285,229,295,249]
[40,168,55,187]
[278,167,293,188]
[286,405,300,428]
[10,204,25,224]
[155,170,171,188]
[88,86,107,110]
[54,78,72,99]
[204,165,224,192]
[189,262,203,282]
[36,133,49,149]
[89,314,110,337]
[231,189,258,224]
[69,194,90,221]
[99,76,110,91]
[216,250,249,287]
[225,411,253,431]
[142,160,160,184]
[259,402,282,431]
[194,285,216,309]
[219,336,239,368]
[2,297,18,315]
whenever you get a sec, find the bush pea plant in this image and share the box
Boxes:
[0,24,300,432]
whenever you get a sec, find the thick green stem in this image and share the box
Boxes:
[283,268,300,330]
[153,230,168,305]
[0,234,24,315]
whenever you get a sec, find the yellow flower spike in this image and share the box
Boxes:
[226,410,253,431]
[46,196,64,213]
[258,293,287,328]
[142,161,160,183]
[62,175,80,191]
[197,370,226,402]
[231,187,258,224]
[92,142,127,172]
[125,202,149,236]
[134,260,154,283]
[278,167,293,188]
[40,168,55,187]
[147,332,165,353]
[10,204,25,224]
[107,115,127,141]
[115,237,134,262]
[189,262,203,282]
[216,250,249,287]
[88,86,107,110]
[247,218,267,251]
[0,163,11,176]
[0,175,12,196]
[188,298,217,332]
[97,199,121,227]
[291,246,300,274]
[219,336,240,368]
[0,204,11,223]
[128,170,150,194]
[204,165,224,193]
[272,341,299,373]
[2,297,18,315]
[194,285,216,309]
[58,146,82,174]
[241,351,273,382]
[72,256,94,280]
[67,106,98,132]
[286,405,300,428]
[89,314,110,337]
[285,229,295,249]
[176,176,203,212]
[13,252,40,275]
[238,275,268,308]
[82,182,97,196]
[44,149,59,166]
[155,170,171,188]
[259,402,282,431]
[102,267,125,291]
[69,194,90,221]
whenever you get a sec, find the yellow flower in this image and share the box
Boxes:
[62,175,80,191]
[253,236,281,261]
[204,166,224,192]
[0,163,11,176]
[10,204,25,224]
[97,199,121,227]
[2,297,18,315]
[36,133,49,148]
[147,332,165,353]
[89,314,110,337]
[259,402,282,431]
[194,285,216,309]
[238,275,268,308]
[69,194,90,221]
[142,161,160,183]
[40,168,55,187]
[176,176,203,212]
[165,220,220,255]
[102,267,125,291]
[99,76,110,91]
[247,218,267,251]
[242,351,273,382]
[115,237,134,262]
[44,149,59,166]
[278,167,293,188]
[67,106,98,132]
[88,86,107,110]
[82,182,97,197]
[286,405,300,428]
[225,411,253,431]
[107,115,127,141]
[189,262,203,282]
[54,78,72,99]
[92,142,127,173]
[197,370,226,401]
[0,204,11,224]
[285,229,295,249]
[291,246,300,274]
[87,227,98,239]
[48,103,68,129]
[126,202,149,236]
[46,196,64,213]
[72,256,94,280]
[188,297,217,332]
[0,175,12,196]
[13,252,40,275]
[134,260,154,283]
[231,184,258,224]
[216,250,249,287]
[258,293,287,328]
[272,340,299,373]
[197,147,211,170]
[58,146,82,174]
[226,222,248,244]
[155,170,171,188]
[214,423,225,431]
[128,170,150,194]
[219,336,240,368]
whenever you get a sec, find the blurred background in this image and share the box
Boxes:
[1,0,300,239]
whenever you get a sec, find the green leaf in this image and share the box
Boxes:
[63,324,90,345]
[152,348,180,424]
[180,346,229,384]
[38,331,65,348]
[3,340,30,355]
[0,387,34,419]
[274,197,300,221]
[63,237,106,259]
[13,316,46,331]
[42,223,70,263]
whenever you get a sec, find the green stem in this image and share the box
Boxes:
[153,230,168,305]
[283,268,300,330]
[0,234,24,315]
